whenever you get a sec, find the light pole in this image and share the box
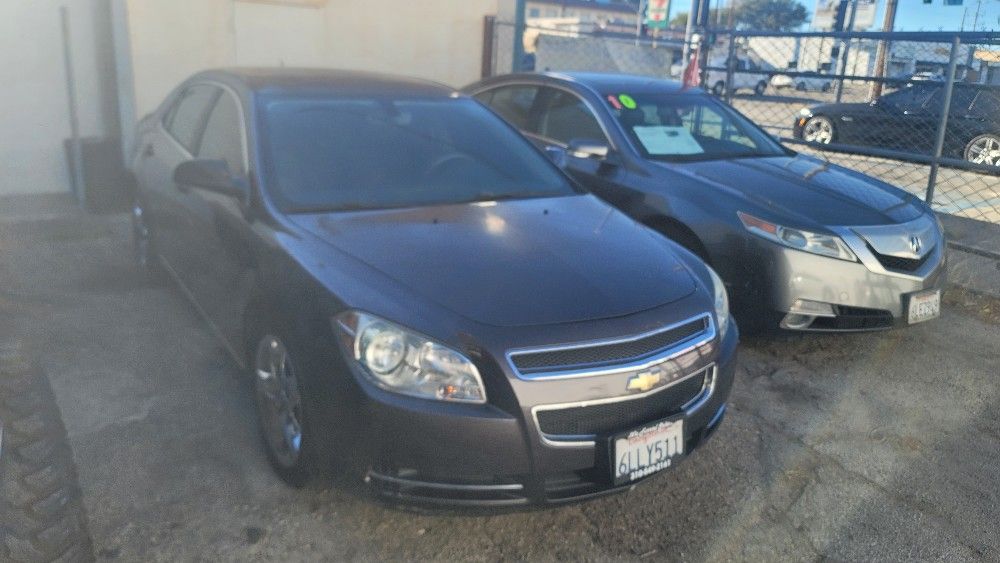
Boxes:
[869,0,898,100]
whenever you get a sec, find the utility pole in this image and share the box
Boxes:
[868,0,898,100]
[834,0,859,103]
[512,0,526,72]
[682,0,698,64]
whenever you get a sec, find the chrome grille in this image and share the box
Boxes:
[508,314,712,377]
[535,373,705,437]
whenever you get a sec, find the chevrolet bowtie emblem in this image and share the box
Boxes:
[626,371,663,393]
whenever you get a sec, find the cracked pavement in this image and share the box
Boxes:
[0,211,997,562]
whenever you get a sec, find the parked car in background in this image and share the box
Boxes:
[706,55,770,96]
[129,69,737,506]
[466,72,947,332]
[794,82,1000,166]
[771,71,832,93]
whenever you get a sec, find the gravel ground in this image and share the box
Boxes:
[0,211,998,562]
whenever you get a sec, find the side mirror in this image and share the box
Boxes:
[174,159,246,198]
[544,145,568,167]
[567,138,611,160]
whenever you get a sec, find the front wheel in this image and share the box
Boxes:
[964,134,1000,166]
[802,116,835,144]
[795,81,807,92]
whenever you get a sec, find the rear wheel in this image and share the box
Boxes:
[130,200,162,282]
[712,81,725,96]
[964,134,1000,166]
[754,80,767,96]
[802,116,835,144]
[0,342,94,562]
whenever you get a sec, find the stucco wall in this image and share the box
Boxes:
[123,0,503,120]
[0,0,117,196]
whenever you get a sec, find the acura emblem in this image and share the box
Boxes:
[909,235,922,254]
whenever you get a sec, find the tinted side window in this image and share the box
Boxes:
[483,86,539,130]
[882,85,936,109]
[537,90,606,145]
[971,89,1000,117]
[198,92,246,174]
[165,85,218,152]
[926,86,977,114]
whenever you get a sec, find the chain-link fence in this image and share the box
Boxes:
[486,22,1000,229]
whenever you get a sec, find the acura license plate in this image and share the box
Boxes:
[907,289,941,324]
[612,418,684,486]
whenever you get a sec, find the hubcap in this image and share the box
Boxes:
[803,117,833,144]
[254,336,304,468]
[967,136,1000,166]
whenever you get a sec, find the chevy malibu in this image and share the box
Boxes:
[128,69,737,506]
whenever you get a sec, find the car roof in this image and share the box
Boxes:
[191,68,457,98]
[493,72,702,96]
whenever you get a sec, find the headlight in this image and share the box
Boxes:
[798,107,812,117]
[738,212,857,262]
[707,266,730,337]
[337,312,486,404]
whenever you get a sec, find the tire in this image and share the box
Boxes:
[754,80,767,96]
[130,199,163,282]
[801,115,835,145]
[821,82,831,93]
[964,133,1000,167]
[712,81,725,96]
[795,81,806,92]
[247,318,339,488]
[0,342,94,562]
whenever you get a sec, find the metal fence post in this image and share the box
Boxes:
[925,35,961,206]
[724,32,736,104]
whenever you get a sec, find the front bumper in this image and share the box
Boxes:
[349,322,739,507]
[734,223,947,331]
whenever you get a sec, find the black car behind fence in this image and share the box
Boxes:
[485,22,1000,237]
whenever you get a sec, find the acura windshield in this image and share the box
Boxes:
[261,96,577,212]
[605,93,788,162]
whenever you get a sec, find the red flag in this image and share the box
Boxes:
[681,48,701,89]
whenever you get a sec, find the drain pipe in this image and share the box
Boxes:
[61,6,85,208]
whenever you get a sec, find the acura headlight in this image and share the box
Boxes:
[337,312,486,404]
[707,266,730,337]
[738,212,857,262]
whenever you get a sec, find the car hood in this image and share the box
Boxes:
[664,155,924,226]
[289,195,697,327]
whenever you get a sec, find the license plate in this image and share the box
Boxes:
[907,289,941,324]
[611,418,684,486]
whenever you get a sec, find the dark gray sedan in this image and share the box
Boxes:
[128,69,736,506]
[465,73,947,331]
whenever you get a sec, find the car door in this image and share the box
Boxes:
[135,84,219,275]
[183,86,255,348]
[531,87,636,209]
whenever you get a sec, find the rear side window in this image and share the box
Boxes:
[972,89,1000,117]
[164,85,218,152]
[537,90,607,145]
[482,86,539,130]
[198,91,246,174]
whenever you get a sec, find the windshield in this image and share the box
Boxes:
[605,93,788,162]
[260,96,577,212]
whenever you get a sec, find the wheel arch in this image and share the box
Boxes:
[642,215,712,265]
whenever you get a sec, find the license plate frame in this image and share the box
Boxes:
[610,416,685,486]
[907,288,941,325]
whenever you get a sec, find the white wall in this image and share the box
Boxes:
[122,0,505,120]
[0,0,117,196]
